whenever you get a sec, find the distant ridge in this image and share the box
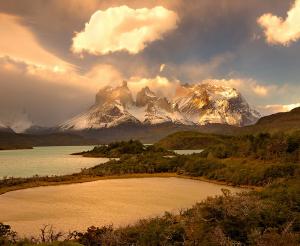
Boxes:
[243,107,300,133]
[0,121,13,133]
[156,107,300,149]
[3,107,300,147]
[0,132,98,150]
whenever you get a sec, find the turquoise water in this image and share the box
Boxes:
[0,146,108,179]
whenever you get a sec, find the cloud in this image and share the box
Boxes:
[0,57,96,94]
[251,84,268,96]
[127,76,180,99]
[85,64,123,86]
[259,103,300,115]
[0,14,119,94]
[71,5,178,55]
[201,78,271,98]
[167,53,234,83]
[0,61,95,127]
[0,56,125,126]
[0,13,71,71]
[159,64,166,72]
[258,0,300,46]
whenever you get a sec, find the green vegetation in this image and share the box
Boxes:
[201,132,300,162]
[84,152,298,187]
[73,139,172,157]
[244,107,300,134]
[1,133,300,245]
[156,131,231,149]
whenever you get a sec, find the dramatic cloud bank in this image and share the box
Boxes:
[258,0,300,46]
[202,78,271,98]
[0,13,71,72]
[71,5,178,55]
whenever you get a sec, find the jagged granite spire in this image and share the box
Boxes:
[60,81,261,130]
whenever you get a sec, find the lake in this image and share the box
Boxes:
[0,147,203,179]
[0,177,242,236]
[173,149,203,155]
[0,146,107,179]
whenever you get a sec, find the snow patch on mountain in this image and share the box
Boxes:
[60,81,260,130]
[60,102,139,130]
[174,83,260,126]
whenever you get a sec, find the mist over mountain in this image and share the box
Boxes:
[3,110,33,133]
[0,121,12,133]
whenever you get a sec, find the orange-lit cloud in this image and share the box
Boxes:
[202,78,271,97]
[0,57,97,93]
[71,5,178,55]
[86,64,123,86]
[127,76,179,99]
[159,64,166,72]
[0,13,71,71]
[258,0,300,46]
[0,13,110,93]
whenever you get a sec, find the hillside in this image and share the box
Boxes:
[157,107,300,149]
[2,107,299,148]
[243,107,300,134]
[73,122,237,143]
[0,132,97,150]
[156,131,231,149]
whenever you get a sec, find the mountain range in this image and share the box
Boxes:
[3,81,300,145]
[59,81,260,131]
[1,105,300,147]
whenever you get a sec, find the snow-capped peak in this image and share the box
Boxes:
[60,81,261,131]
[136,86,157,107]
[175,82,260,126]
[95,80,134,108]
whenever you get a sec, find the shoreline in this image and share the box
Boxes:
[0,172,258,196]
[0,146,33,151]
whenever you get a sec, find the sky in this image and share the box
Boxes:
[0,0,300,127]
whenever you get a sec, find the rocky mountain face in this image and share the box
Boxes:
[174,83,261,126]
[61,81,139,130]
[60,81,260,131]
